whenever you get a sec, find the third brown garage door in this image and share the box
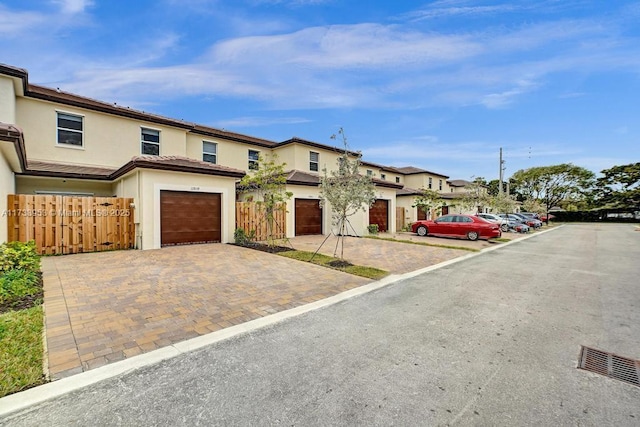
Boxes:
[295,199,322,236]
[160,190,221,246]
[369,199,389,232]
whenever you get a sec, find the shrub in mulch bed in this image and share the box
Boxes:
[230,242,294,254]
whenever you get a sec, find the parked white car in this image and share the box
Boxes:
[475,213,509,232]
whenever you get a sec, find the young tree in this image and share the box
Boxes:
[412,189,443,219]
[511,164,594,221]
[238,153,293,248]
[488,192,517,214]
[458,178,490,213]
[320,128,376,260]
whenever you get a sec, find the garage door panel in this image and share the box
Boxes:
[295,199,322,236]
[160,191,221,246]
[369,199,389,232]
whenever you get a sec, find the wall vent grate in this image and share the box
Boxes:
[578,346,640,387]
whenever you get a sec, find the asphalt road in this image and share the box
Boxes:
[2,224,640,426]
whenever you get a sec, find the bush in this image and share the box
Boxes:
[0,270,40,304]
[234,228,256,246]
[0,241,40,274]
[367,224,379,235]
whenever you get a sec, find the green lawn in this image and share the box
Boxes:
[278,250,388,280]
[364,235,479,252]
[0,305,45,397]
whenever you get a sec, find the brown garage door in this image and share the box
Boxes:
[369,199,389,232]
[295,199,322,236]
[160,191,221,246]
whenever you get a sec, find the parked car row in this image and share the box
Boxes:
[409,211,552,241]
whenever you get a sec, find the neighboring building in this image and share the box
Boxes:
[0,64,475,248]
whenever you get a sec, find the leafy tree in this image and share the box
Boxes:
[238,153,293,247]
[488,192,517,214]
[320,128,376,260]
[412,189,443,219]
[594,162,640,208]
[511,164,595,220]
[457,178,490,213]
[487,178,519,198]
[521,198,543,213]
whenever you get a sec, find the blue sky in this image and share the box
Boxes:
[1,0,639,181]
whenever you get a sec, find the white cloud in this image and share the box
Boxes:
[51,0,94,14]
[213,116,312,128]
[0,5,46,36]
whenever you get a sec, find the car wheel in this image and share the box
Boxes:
[416,225,428,236]
[500,224,508,232]
[467,231,479,241]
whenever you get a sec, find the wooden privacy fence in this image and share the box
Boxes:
[236,202,286,242]
[7,195,135,255]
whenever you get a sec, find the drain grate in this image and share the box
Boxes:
[578,346,640,387]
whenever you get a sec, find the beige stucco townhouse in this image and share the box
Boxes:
[2,64,433,250]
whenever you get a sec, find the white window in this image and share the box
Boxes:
[395,177,400,183]
[141,128,160,155]
[203,141,217,164]
[428,177,432,189]
[439,179,443,191]
[367,170,373,177]
[309,151,319,172]
[57,112,83,147]
[248,149,260,170]
[381,173,386,180]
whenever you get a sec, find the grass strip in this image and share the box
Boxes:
[278,250,388,280]
[0,305,45,398]
[363,235,479,252]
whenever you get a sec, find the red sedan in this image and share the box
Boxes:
[411,214,501,241]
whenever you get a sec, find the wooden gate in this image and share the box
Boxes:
[396,207,405,231]
[236,202,286,241]
[6,195,135,255]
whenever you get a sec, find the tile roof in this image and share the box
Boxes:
[395,166,449,178]
[21,156,246,180]
[448,179,473,187]
[286,170,320,186]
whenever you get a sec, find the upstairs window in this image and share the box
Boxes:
[309,151,319,172]
[428,177,432,189]
[248,149,260,170]
[57,112,83,147]
[395,177,400,183]
[203,141,217,164]
[366,170,373,177]
[141,128,160,155]
[439,179,443,191]
[381,173,386,180]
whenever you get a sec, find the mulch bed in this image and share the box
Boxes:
[230,243,294,254]
[328,260,353,268]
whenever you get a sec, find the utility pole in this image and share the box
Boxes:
[499,148,505,195]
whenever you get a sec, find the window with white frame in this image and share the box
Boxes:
[141,128,160,155]
[366,170,373,177]
[203,141,217,164]
[395,177,400,183]
[248,149,260,170]
[439,179,443,191]
[309,151,319,172]
[428,177,432,189]
[57,112,83,147]
[381,173,386,180]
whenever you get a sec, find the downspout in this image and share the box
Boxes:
[136,170,142,249]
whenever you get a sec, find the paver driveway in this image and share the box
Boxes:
[42,235,479,379]
[43,244,370,379]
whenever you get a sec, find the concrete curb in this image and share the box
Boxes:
[0,225,562,418]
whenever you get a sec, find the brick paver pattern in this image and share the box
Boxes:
[43,235,475,379]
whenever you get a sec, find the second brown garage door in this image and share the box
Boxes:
[160,190,221,246]
[295,199,322,236]
[369,199,389,232]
